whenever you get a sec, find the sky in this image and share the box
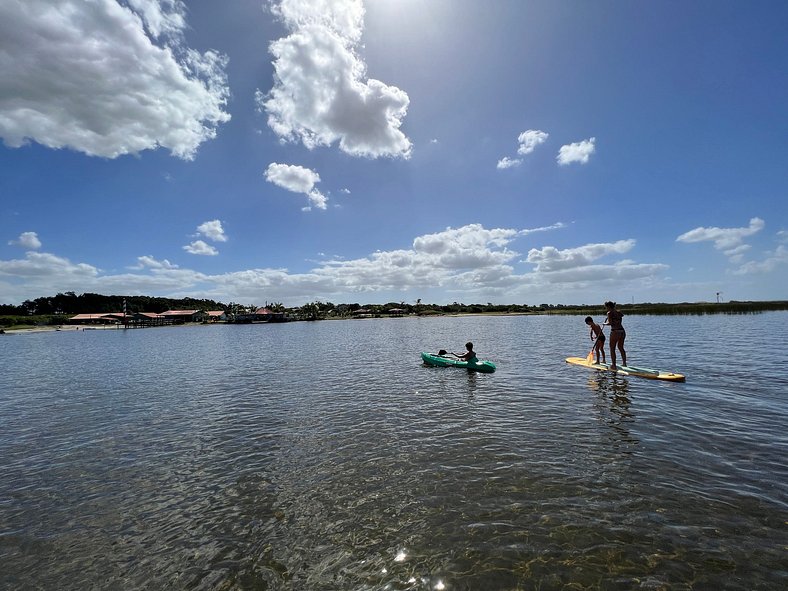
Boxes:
[1,0,786,307]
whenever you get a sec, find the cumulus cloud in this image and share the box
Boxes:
[676,217,765,253]
[265,162,327,210]
[9,231,42,250]
[557,137,596,165]
[496,156,522,169]
[525,240,636,272]
[196,220,228,242]
[183,240,218,256]
[0,224,670,306]
[412,224,520,269]
[517,130,549,155]
[127,0,187,38]
[0,0,230,160]
[259,0,411,159]
[497,129,548,170]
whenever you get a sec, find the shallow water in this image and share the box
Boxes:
[1,313,786,589]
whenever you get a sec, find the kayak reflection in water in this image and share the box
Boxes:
[454,342,477,362]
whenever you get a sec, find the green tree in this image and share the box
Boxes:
[300,302,321,320]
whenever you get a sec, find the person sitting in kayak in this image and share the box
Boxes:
[585,316,606,364]
[454,342,477,362]
[603,301,627,369]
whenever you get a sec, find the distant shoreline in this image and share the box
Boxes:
[3,301,787,334]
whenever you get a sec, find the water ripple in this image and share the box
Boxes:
[1,314,787,589]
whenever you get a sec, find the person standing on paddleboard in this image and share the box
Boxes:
[585,317,606,364]
[603,301,627,369]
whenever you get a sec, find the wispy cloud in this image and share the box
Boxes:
[732,245,788,275]
[265,162,327,210]
[557,137,596,165]
[676,217,764,256]
[0,0,230,159]
[130,255,179,270]
[525,240,636,272]
[0,251,98,278]
[519,222,567,236]
[259,0,411,159]
[676,218,788,275]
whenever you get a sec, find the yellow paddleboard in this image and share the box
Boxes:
[565,357,685,382]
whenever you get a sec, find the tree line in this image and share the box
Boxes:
[0,292,228,316]
[2,291,786,321]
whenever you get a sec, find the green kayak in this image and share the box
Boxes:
[421,352,496,373]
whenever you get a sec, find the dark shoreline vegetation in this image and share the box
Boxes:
[1,292,786,329]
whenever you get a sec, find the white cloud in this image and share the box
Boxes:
[127,0,187,38]
[733,245,788,275]
[0,0,230,160]
[265,162,328,210]
[0,251,98,278]
[525,240,636,272]
[259,0,411,159]
[131,255,179,270]
[676,217,765,252]
[557,137,596,165]
[723,244,750,263]
[197,220,228,242]
[9,231,42,250]
[497,129,548,170]
[0,224,670,306]
[519,222,567,236]
[533,261,669,285]
[496,156,522,169]
[517,129,549,155]
[183,240,218,256]
[412,224,520,269]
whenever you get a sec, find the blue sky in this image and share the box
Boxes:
[1,0,786,307]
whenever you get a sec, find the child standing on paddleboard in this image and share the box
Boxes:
[604,301,627,369]
[585,317,606,364]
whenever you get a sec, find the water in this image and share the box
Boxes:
[1,313,786,590]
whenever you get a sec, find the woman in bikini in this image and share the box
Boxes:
[603,301,627,369]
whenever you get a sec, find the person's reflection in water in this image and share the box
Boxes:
[587,373,638,448]
[587,371,630,399]
[465,369,478,396]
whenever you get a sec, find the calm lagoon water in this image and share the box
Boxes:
[1,313,787,590]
